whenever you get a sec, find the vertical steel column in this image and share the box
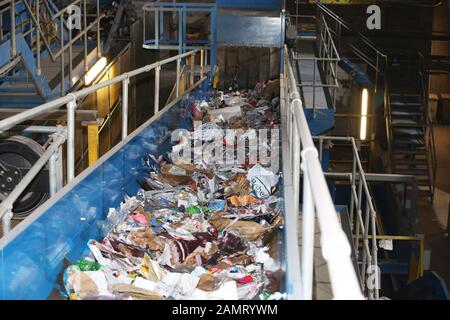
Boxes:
[155,7,159,48]
[67,97,77,182]
[0,14,3,41]
[154,65,161,114]
[84,0,88,72]
[122,77,129,140]
[87,123,100,165]
[143,7,146,46]
[97,0,101,57]
[69,20,73,85]
[10,0,16,57]
[60,16,65,96]
[301,166,315,300]
[36,0,41,76]
[177,8,182,54]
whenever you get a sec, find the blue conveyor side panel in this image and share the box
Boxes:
[0,91,206,299]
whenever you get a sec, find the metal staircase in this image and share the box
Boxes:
[386,61,436,200]
[0,0,104,107]
[298,2,436,200]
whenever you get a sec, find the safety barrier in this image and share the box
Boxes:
[0,48,208,236]
[282,46,364,300]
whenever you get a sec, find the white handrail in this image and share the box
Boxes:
[283,46,364,300]
[0,48,208,236]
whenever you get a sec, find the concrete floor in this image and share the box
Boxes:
[416,125,450,288]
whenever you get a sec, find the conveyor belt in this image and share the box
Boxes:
[0,80,286,300]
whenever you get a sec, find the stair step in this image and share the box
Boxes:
[391,118,425,127]
[392,128,424,136]
[394,168,430,175]
[393,147,426,153]
[393,138,425,146]
[390,101,421,107]
[390,93,421,102]
[391,110,424,116]
[419,190,432,197]
[394,159,428,165]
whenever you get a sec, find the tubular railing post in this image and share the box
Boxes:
[10,0,16,57]
[293,125,300,216]
[122,77,129,140]
[349,157,356,229]
[319,137,323,162]
[67,97,77,182]
[60,15,65,96]
[371,209,379,299]
[49,151,58,196]
[355,177,363,260]
[290,100,296,175]
[36,0,41,76]
[2,210,13,235]
[312,61,316,118]
[301,165,315,300]
[57,142,64,189]
[176,57,180,98]
[200,49,204,78]
[361,201,370,293]
[69,18,73,85]
[190,53,195,87]
[154,65,161,114]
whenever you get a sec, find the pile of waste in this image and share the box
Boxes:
[63,81,285,300]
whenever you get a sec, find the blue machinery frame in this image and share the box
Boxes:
[142,2,285,80]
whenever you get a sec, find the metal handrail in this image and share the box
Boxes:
[315,1,388,90]
[1,0,104,96]
[0,48,208,235]
[293,10,340,115]
[283,46,363,300]
[384,75,394,173]
[313,135,380,299]
[419,67,437,198]
[316,1,387,59]
[0,130,66,234]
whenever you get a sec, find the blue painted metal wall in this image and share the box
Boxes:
[217,15,284,47]
[217,0,282,9]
